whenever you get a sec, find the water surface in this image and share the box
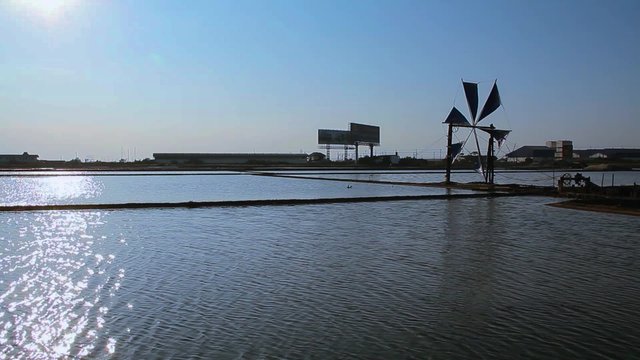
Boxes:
[289,170,640,186]
[0,173,468,206]
[1,195,639,359]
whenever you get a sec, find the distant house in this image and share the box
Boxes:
[0,152,39,164]
[153,153,309,165]
[573,148,640,160]
[505,146,555,163]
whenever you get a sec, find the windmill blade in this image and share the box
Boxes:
[491,129,510,147]
[450,142,464,161]
[474,161,484,176]
[443,107,471,126]
[456,126,474,157]
[478,81,501,123]
[462,81,479,123]
[479,128,511,145]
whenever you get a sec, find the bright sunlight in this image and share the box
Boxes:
[11,0,80,23]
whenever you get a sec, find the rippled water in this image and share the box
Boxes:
[293,170,640,186]
[1,211,119,358]
[1,174,639,359]
[0,174,470,206]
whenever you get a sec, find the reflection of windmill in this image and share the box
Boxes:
[443,80,510,184]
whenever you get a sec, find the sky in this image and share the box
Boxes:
[0,0,639,161]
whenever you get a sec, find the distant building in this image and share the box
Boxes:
[507,144,640,163]
[505,146,555,163]
[546,140,573,160]
[153,153,308,165]
[573,148,640,160]
[0,152,39,164]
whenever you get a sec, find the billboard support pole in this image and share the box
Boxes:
[445,123,453,184]
[326,144,330,161]
[369,144,374,158]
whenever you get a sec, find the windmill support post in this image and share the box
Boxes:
[486,132,495,184]
[445,123,453,184]
[444,123,507,184]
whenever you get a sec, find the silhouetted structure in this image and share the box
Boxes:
[505,146,555,162]
[506,144,640,162]
[573,148,640,160]
[546,140,573,160]
[0,152,39,164]
[443,80,510,184]
[153,153,308,165]
[317,123,380,163]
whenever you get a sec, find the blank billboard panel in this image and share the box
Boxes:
[318,130,352,145]
[349,123,380,145]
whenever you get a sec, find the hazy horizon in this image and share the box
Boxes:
[1,0,639,161]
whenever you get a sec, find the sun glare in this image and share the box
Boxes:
[11,0,80,23]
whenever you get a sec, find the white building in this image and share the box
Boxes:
[545,140,573,160]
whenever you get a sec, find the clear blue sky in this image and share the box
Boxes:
[1,0,638,160]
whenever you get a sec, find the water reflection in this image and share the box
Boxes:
[435,198,504,356]
[0,211,119,359]
[310,170,640,186]
[0,174,463,206]
[1,196,639,358]
[0,177,102,206]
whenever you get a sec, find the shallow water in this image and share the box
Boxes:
[295,170,640,186]
[0,173,468,206]
[1,174,639,359]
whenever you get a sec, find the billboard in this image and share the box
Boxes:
[349,123,380,145]
[318,129,352,145]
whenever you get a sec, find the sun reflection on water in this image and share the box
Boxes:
[0,211,120,359]
[0,176,102,206]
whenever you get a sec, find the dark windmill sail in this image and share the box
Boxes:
[443,80,510,184]
[444,107,470,126]
[450,142,464,160]
[478,82,501,122]
[481,128,510,145]
[443,106,471,183]
[463,82,479,122]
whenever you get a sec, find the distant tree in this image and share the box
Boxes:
[68,158,82,167]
